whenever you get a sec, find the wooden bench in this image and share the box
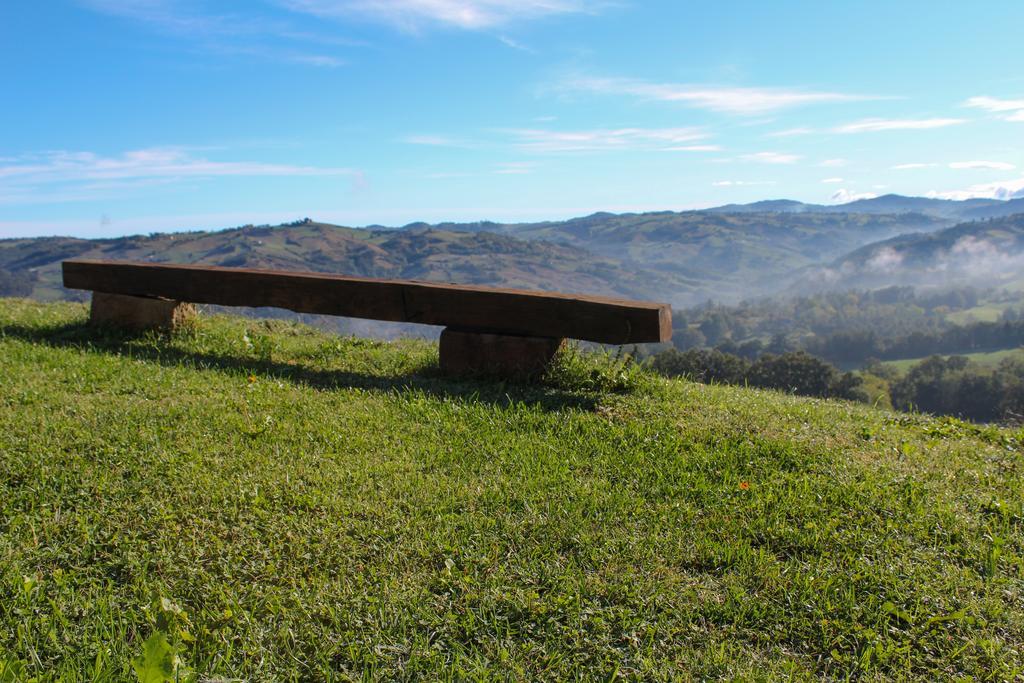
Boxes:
[62,259,672,376]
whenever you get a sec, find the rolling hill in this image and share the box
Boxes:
[813,213,1024,290]
[0,220,695,305]
[708,194,1024,221]
[4,196,1024,321]
[486,209,945,298]
[0,210,948,309]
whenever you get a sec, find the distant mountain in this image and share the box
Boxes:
[0,220,692,304]
[709,194,1022,221]
[414,209,946,301]
[961,197,1024,220]
[804,213,1024,290]
[706,199,826,214]
[5,196,1022,315]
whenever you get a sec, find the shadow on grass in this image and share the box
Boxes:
[1,319,600,412]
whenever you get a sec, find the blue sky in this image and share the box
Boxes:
[2,0,1023,238]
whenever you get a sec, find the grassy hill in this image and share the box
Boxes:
[2,298,1023,680]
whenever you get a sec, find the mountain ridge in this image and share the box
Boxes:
[3,195,1024,312]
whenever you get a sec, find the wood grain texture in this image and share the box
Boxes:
[90,292,195,330]
[439,328,564,377]
[63,260,672,344]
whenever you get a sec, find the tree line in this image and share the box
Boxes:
[665,285,1024,367]
[647,346,1024,423]
[649,349,867,401]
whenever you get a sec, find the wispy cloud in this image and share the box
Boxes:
[498,35,536,53]
[0,148,355,205]
[402,134,473,147]
[739,151,801,164]
[80,0,235,35]
[712,180,777,187]
[287,54,346,67]
[502,127,709,153]
[79,0,357,66]
[821,177,844,183]
[767,127,815,138]
[278,0,594,30]
[401,127,713,153]
[891,162,937,170]
[819,158,847,168]
[834,118,966,133]
[663,145,721,152]
[964,96,1024,112]
[949,160,1015,171]
[561,76,881,115]
[1007,110,1024,123]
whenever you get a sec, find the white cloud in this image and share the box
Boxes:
[1006,110,1024,123]
[864,246,903,273]
[928,177,1024,201]
[561,76,879,115]
[830,189,878,203]
[402,127,713,153]
[767,127,815,138]
[821,177,844,183]
[497,35,535,53]
[819,158,847,168]
[891,162,937,170]
[964,96,1024,112]
[0,148,355,205]
[834,118,966,133]
[503,127,708,152]
[739,151,801,164]
[279,0,592,30]
[663,145,721,152]
[949,160,1016,171]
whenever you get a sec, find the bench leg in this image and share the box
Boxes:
[439,328,564,377]
[90,292,196,331]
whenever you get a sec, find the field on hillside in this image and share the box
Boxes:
[882,348,1024,373]
[945,303,1012,326]
[1,299,1023,680]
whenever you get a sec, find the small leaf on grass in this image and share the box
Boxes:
[881,600,913,626]
[132,633,177,683]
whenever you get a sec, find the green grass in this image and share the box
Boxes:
[1,298,1023,681]
[882,347,1024,373]
[945,303,1010,326]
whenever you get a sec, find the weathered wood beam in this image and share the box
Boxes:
[90,292,195,331]
[63,260,672,345]
[439,328,564,377]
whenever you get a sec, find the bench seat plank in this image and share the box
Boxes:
[63,260,672,345]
